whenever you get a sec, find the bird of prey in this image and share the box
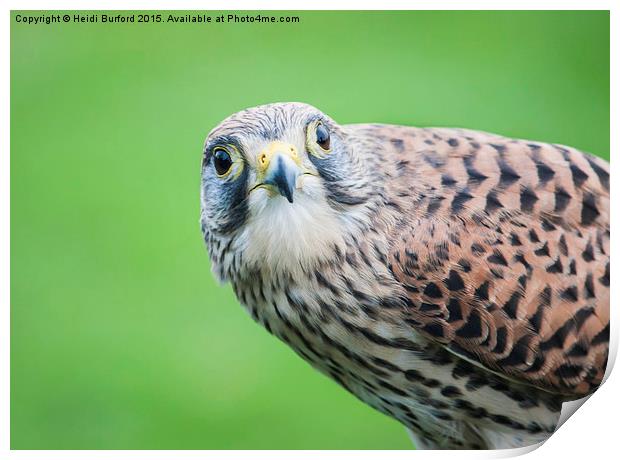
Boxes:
[199,102,609,449]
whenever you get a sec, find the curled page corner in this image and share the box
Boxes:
[554,311,616,432]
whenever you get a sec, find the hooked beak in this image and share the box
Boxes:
[257,141,301,203]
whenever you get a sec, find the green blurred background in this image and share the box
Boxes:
[11,10,609,449]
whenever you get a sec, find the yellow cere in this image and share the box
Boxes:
[257,141,301,174]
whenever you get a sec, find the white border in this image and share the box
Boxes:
[3,2,616,459]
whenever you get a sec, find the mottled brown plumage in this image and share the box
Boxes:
[383,126,609,397]
[200,103,609,449]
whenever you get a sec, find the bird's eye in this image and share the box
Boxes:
[213,148,233,176]
[316,124,331,150]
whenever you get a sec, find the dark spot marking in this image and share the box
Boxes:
[514,252,532,273]
[498,159,521,187]
[498,335,533,367]
[503,291,522,319]
[520,186,539,213]
[377,379,408,396]
[574,306,595,331]
[424,152,444,168]
[423,379,441,388]
[585,155,609,190]
[445,270,465,291]
[536,162,555,185]
[569,163,589,188]
[422,322,445,338]
[529,306,545,332]
[490,143,506,154]
[540,320,573,350]
[441,385,462,397]
[582,241,595,262]
[458,259,472,272]
[567,342,589,357]
[529,229,540,243]
[569,259,577,275]
[390,138,405,151]
[490,414,521,429]
[405,369,424,382]
[555,363,583,380]
[452,361,475,379]
[428,399,449,410]
[424,282,443,299]
[323,183,369,206]
[487,250,508,266]
[528,423,544,434]
[484,191,503,214]
[426,196,445,215]
[546,257,563,274]
[584,273,595,298]
[534,242,550,257]
[599,262,609,286]
[471,243,486,255]
[435,243,449,261]
[558,235,568,256]
[560,286,579,302]
[315,271,339,296]
[441,174,457,187]
[474,281,489,301]
[596,229,608,255]
[372,357,401,372]
[528,144,542,153]
[540,286,552,306]
[431,411,453,421]
[465,373,489,391]
[425,348,453,366]
[451,189,474,213]
[592,323,609,345]
[526,353,547,372]
[446,298,463,322]
[581,192,600,226]
[448,138,459,147]
[492,327,508,354]
[464,157,488,183]
[396,160,409,172]
[454,399,474,410]
[554,187,572,213]
[456,311,484,338]
[420,302,441,313]
[510,233,522,246]
[541,218,556,232]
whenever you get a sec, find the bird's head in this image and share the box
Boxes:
[200,102,376,282]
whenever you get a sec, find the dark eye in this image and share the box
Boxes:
[316,124,331,150]
[213,148,233,176]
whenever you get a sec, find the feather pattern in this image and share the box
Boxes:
[374,125,610,396]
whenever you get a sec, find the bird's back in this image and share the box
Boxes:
[346,123,609,397]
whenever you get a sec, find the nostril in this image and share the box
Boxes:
[259,153,268,166]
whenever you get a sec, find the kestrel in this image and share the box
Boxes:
[200,103,609,449]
